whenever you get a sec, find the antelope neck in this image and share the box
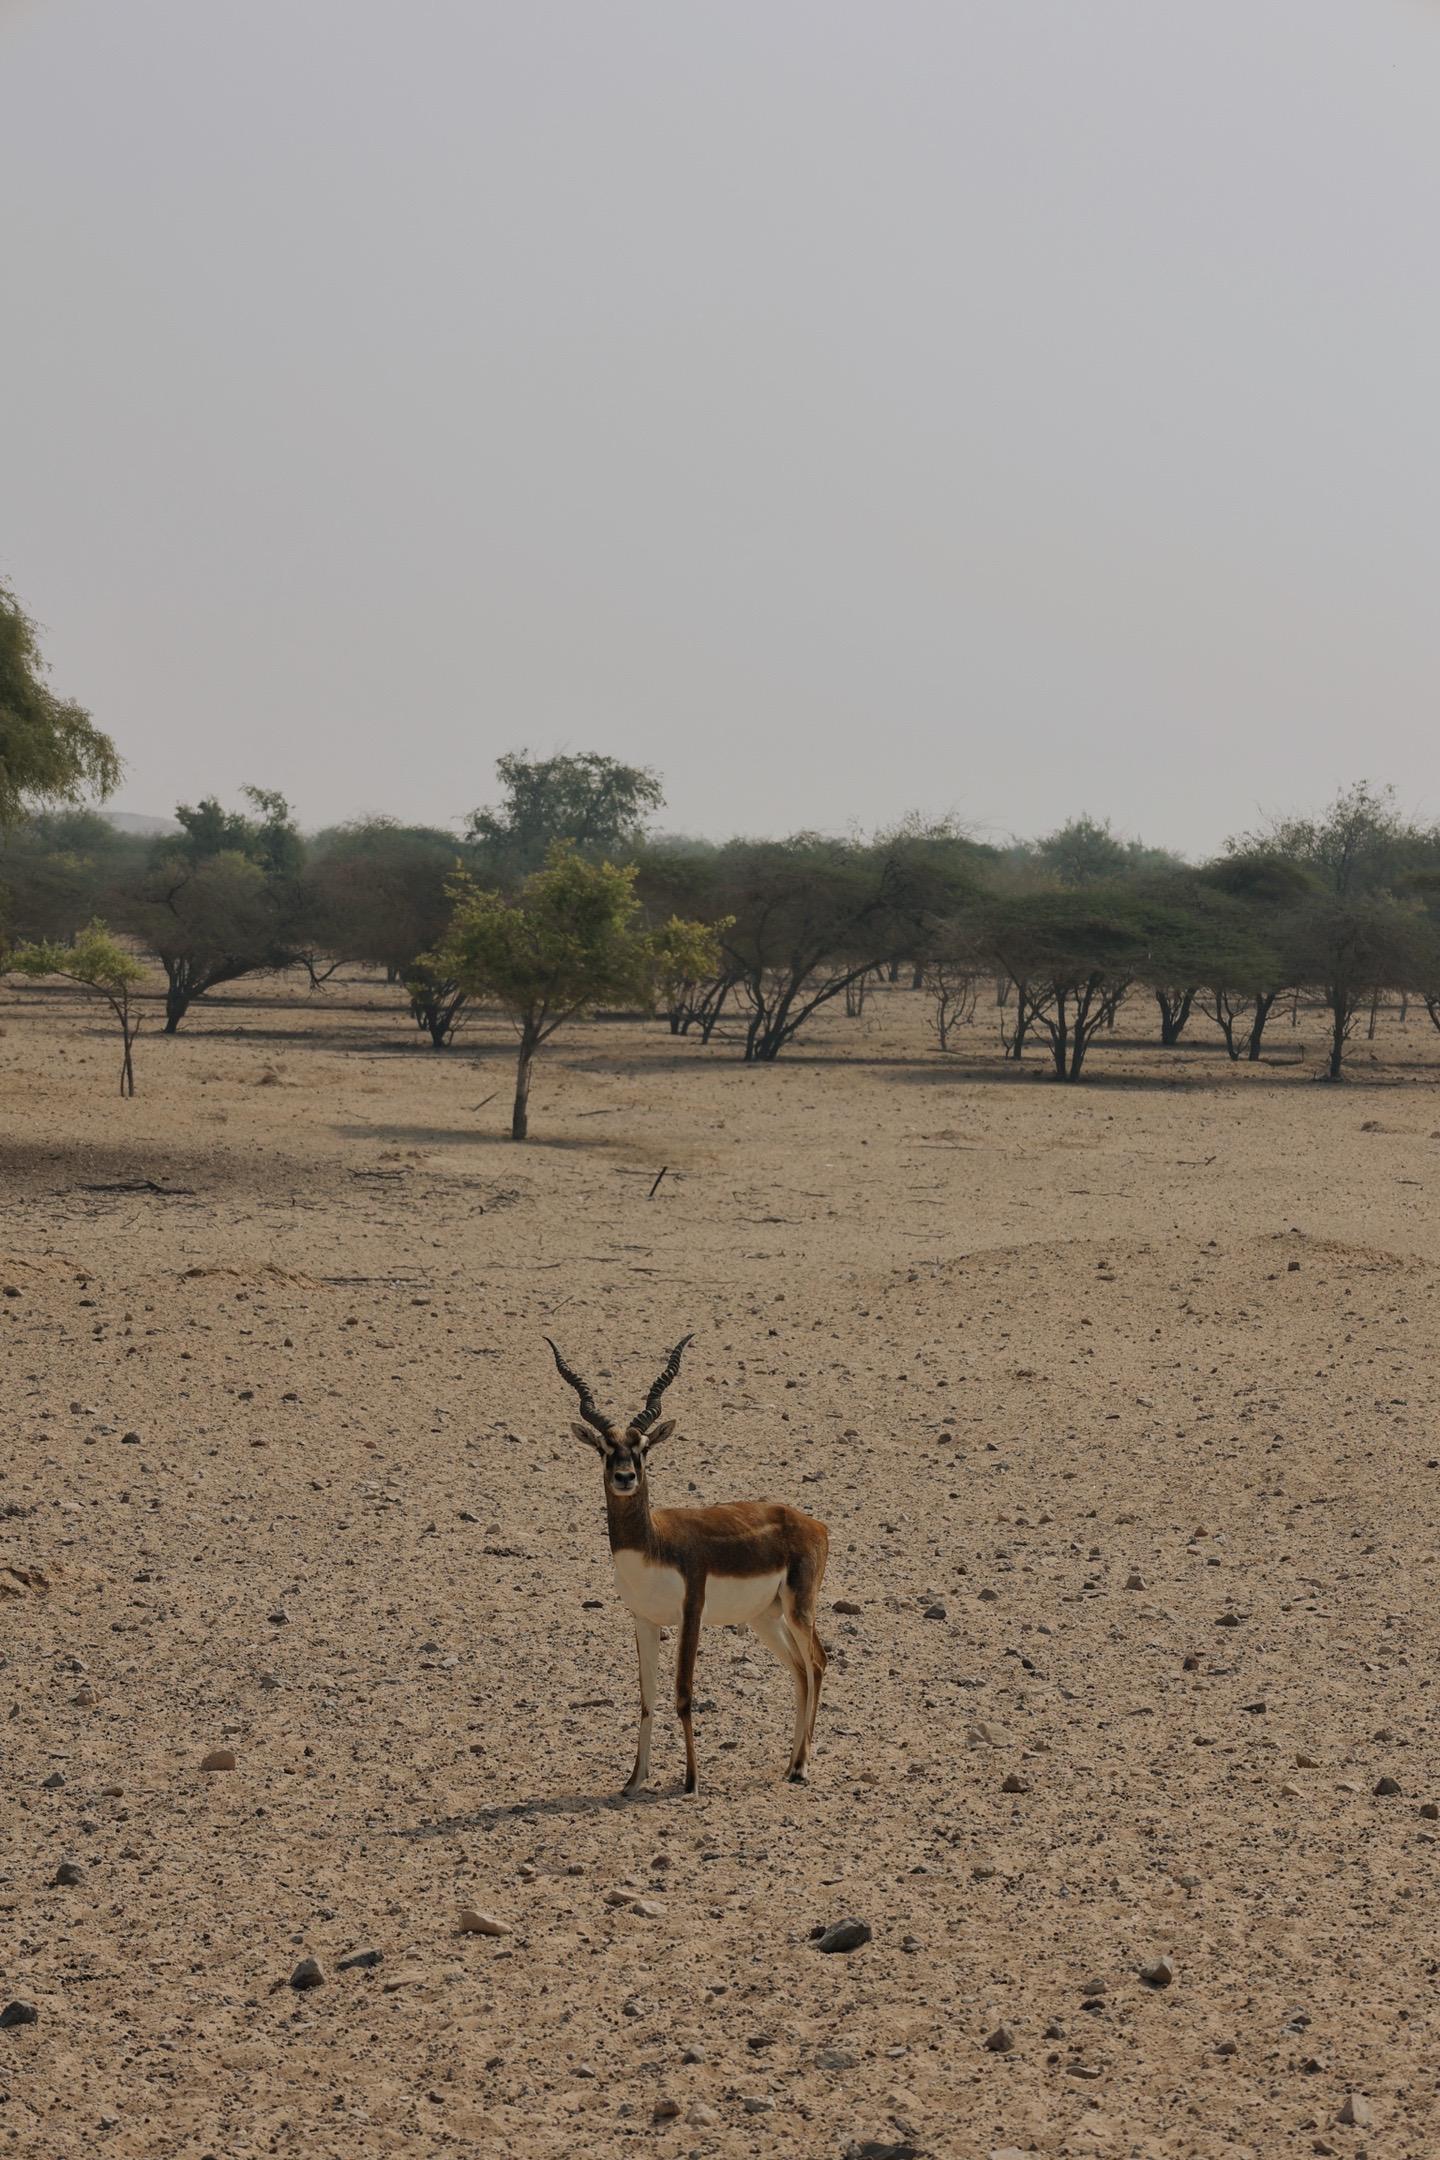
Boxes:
[606,1483,653,1555]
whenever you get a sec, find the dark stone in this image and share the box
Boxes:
[813,1919,872,1954]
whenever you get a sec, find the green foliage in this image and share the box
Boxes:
[694,830,981,1059]
[1227,781,1435,898]
[129,846,296,1031]
[436,849,660,1025]
[10,918,145,1094]
[1024,815,1185,888]
[1284,891,1437,1078]
[432,847,707,1136]
[171,786,302,879]
[467,750,663,875]
[12,918,143,996]
[304,820,468,980]
[0,583,120,828]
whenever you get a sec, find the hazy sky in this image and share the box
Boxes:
[3,1,1438,853]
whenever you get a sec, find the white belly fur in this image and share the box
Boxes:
[612,1551,784,1629]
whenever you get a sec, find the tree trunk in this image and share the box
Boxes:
[163,983,188,1033]
[1366,989,1381,1040]
[121,1024,136,1098]
[1155,987,1195,1047]
[1246,990,1278,1061]
[511,1037,536,1140]
[1327,994,1347,1080]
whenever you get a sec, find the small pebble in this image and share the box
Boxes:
[288,1957,324,1990]
[687,2100,719,2128]
[1000,1773,1028,1795]
[983,2023,1016,2052]
[742,2094,775,2113]
[1374,1776,1402,1797]
[1125,1571,1146,1591]
[0,2001,39,2029]
[1419,1803,1439,1821]
[199,1748,237,1772]
[816,2047,860,2069]
[653,2096,681,2120]
[50,1861,83,1887]
[1139,1957,1175,1988]
[833,1599,863,1616]
[1337,2094,1372,2128]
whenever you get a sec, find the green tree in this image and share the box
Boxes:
[301,820,475,1036]
[1191,851,1313,1060]
[1024,815,1185,889]
[1287,893,1433,1081]
[0,582,120,828]
[652,913,729,1037]
[128,850,293,1032]
[10,919,145,1095]
[430,848,697,1139]
[714,833,978,1062]
[466,750,663,876]
[124,789,305,1030]
[1228,781,1425,898]
[974,885,1168,1081]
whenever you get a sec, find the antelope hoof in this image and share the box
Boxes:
[787,1767,809,1785]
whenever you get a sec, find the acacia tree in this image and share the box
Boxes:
[466,750,663,876]
[975,886,1170,1081]
[1230,780,1425,899]
[125,789,304,1030]
[0,582,120,828]
[633,842,739,1038]
[431,849,713,1140]
[653,913,734,1037]
[1288,895,1432,1081]
[11,919,145,1094]
[715,832,975,1062]
[302,821,474,1041]
[1190,852,1311,1061]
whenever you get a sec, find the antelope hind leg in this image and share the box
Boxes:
[751,1602,809,1780]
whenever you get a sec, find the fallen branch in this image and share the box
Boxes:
[647,1166,669,1199]
[77,1179,195,1196]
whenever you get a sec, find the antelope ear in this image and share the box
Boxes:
[571,1421,607,1455]
[639,1419,676,1454]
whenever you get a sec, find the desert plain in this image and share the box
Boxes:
[3,976,1440,2160]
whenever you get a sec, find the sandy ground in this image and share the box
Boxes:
[3,973,1440,2160]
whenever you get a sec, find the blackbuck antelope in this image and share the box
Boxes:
[547,1334,829,1796]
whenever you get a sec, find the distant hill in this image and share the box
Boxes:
[103,810,180,837]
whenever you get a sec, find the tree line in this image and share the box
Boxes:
[3,578,1439,1129]
[4,753,1440,1129]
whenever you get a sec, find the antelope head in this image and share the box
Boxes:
[545,1333,694,1497]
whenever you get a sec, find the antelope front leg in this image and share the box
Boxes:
[623,1619,661,1796]
[675,1587,704,1796]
